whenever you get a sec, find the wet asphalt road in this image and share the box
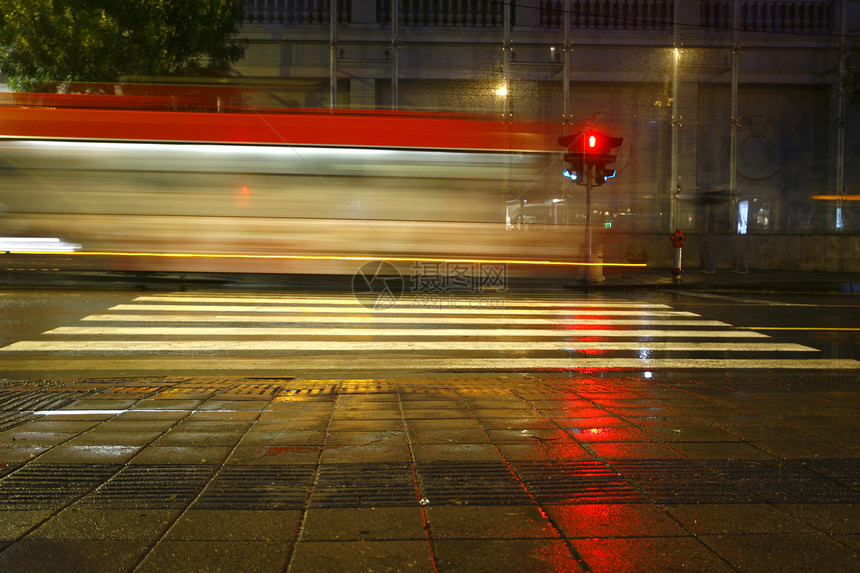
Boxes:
[0,286,858,378]
[655,290,860,362]
[0,285,857,572]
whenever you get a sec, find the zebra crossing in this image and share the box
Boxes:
[1,292,858,371]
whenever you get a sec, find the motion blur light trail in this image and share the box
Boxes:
[0,237,81,252]
[0,96,643,277]
[2,250,647,268]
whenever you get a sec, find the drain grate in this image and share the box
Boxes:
[310,463,417,508]
[89,385,169,397]
[416,461,532,506]
[0,389,96,431]
[193,465,315,510]
[512,460,646,504]
[223,384,294,396]
[155,386,220,397]
[338,381,398,394]
[0,463,120,509]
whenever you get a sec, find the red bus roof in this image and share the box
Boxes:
[0,92,561,152]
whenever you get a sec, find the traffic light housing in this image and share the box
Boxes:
[558,130,623,186]
[562,152,584,182]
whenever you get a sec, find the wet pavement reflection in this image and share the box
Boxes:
[0,372,858,572]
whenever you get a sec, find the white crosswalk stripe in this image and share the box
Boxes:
[81,314,733,326]
[1,292,858,371]
[42,326,769,338]
[3,341,812,352]
[105,304,699,316]
[129,295,675,308]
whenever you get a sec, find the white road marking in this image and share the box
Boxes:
[676,291,819,306]
[108,304,701,317]
[0,340,814,352]
[3,356,856,371]
[2,292,854,370]
[80,313,733,327]
[132,295,673,309]
[42,326,770,338]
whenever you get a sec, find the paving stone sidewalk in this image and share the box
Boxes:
[0,373,858,572]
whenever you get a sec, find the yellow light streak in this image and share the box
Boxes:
[737,327,860,331]
[5,250,648,268]
[812,195,860,201]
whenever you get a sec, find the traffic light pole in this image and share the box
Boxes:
[585,164,592,264]
[558,129,622,268]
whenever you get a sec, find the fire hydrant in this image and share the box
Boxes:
[670,229,686,283]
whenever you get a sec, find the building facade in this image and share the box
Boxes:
[235,0,860,270]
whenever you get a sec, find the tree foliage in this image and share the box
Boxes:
[0,0,246,92]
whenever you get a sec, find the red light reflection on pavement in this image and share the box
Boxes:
[558,324,631,331]
[487,424,593,571]
[573,367,626,373]
[530,541,589,572]
[552,408,615,420]
[499,441,593,462]
[570,427,654,442]
[572,336,611,357]
[537,367,615,374]
[548,504,653,538]
[559,310,626,331]
[560,311,621,359]
[572,538,729,572]
[545,504,719,571]
[567,416,633,428]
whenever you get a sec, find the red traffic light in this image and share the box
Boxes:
[559,131,622,155]
[559,130,623,183]
[583,131,622,155]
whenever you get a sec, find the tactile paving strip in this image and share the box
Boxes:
[0,463,120,510]
[193,466,315,510]
[800,458,860,490]
[704,459,860,504]
[415,461,533,506]
[511,460,647,504]
[79,465,217,509]
[0,459,857,510]
[310,463,417,508]
[610,460,762,504]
